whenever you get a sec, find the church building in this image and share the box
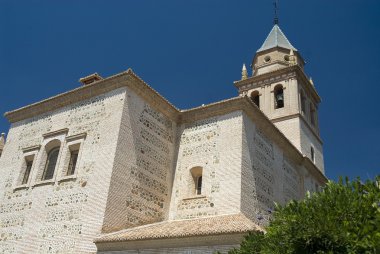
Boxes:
[0,23,326,253]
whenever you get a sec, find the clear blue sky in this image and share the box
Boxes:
[0,1,379,181]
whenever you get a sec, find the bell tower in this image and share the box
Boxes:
[235,24,324,173]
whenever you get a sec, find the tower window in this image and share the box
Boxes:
[300,90,306,114]
[311,146,315,163]
[42,147,60,180]
[274,85,284,109]
[264,56,271,63]
[67,149,79,176]
[22,159,33,185]
[251,91,260,108]
[310,103,316,126]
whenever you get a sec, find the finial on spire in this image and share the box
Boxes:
[273,0,279,25]
[289,49,296,66]
[241,64,248,80]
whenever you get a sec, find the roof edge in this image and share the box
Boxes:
[4,69,180,123]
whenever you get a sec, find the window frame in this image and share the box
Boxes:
[58,133,86,182]
[189,166,204,197]
[22,160,33,185]
[33,131,67,186]
[67,149,79,176]
[14,146,40,189]
[42,146,60,181]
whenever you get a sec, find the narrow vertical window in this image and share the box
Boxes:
[42,147,60,180]
[300,90,306,114]
[310,104,316,126]
[311,146,315,163]
[196,176,202,195]
[22,160,33,185]
[190,166,203,196]
[251,91,260,108]
[274,85,284,109]
[67,150,79,176]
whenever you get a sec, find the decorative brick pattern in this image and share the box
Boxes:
[0,88,126,253]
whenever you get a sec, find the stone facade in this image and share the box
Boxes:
[0,88,126,253]
[0,24,327,253]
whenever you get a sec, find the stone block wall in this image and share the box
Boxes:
[300,120,324,173]
[273,118,301,151]
[0,88,126,253]
[241,112,305,227]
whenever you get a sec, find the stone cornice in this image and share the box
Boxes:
[4,69,180,123]
[234,65,321,103]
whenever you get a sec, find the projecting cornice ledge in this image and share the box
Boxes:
[234,65,321,103]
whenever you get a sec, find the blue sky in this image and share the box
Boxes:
[0,0,379,181]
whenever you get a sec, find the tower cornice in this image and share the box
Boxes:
[234,65,321,103]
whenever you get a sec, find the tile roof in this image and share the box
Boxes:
[257,24,297,53]
[95,213,262,243]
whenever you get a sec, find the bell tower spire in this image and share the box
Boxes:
[234,19,324,173]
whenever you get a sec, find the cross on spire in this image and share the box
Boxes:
[273,0,279,25]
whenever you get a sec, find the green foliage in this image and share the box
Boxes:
[230,177,380,254]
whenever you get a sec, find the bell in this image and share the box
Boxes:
[276,93,284,108]
[276,93,283,102]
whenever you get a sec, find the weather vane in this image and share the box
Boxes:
[274,0,279,25]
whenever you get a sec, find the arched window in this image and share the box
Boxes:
[250,91,260,108]
[42,147,60,180]
[274,85,284,109]
[190,166,203,196]
[300,90,306,114]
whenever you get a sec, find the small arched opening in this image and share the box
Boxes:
[190,166,203,195]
